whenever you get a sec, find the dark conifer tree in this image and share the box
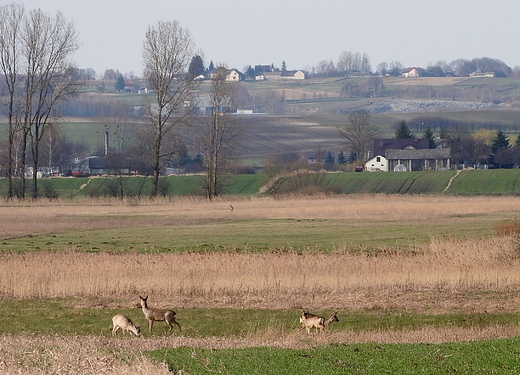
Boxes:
[395,120,413,139]
[188,55,205,77]
[491,130,509,153]
[115,73,125,92]
[423,126,436,148]
[336,151,347,164]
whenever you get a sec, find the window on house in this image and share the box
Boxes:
[376,156,381,162]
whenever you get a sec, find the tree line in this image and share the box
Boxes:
[309,53,516,79]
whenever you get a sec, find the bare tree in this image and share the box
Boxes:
[0,5,80,198]
[376,61,388,76]
[314,60,335,77]
[195,67,240,199]
[360,53,371,74]
[337,51,353,75]
[388,61,404,76]
[142,20,197,197]
[0,3,24,198]
[338,110,380,162]
[22,8,80,198]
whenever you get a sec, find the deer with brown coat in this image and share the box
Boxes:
[299,311,339,334]
[139,295,182,333]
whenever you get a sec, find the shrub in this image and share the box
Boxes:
[495,219,520,236]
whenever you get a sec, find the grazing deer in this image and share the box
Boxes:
[111,314,141,337]
[139,295,182,333]
[299,311,339,334]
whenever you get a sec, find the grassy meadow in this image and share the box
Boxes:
[2,195,520,373]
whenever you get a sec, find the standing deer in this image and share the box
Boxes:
[139,295,182,333]
[111,314,141,337]
[299,311,339,334]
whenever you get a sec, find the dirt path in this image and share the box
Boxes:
[443,169,462,193]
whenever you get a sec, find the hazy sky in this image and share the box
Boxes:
[11,0,520,76]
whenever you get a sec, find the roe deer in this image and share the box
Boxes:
[111,314,141,337]
[299,311,339,334]
[139,295,182,333]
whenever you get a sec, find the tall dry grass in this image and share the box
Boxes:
[0,335,171,375]
[1,235,519,312]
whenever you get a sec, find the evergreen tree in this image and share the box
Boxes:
[490,130,509,153]
[245,65,255,79]
[115,73,125,92]
[281,60,287,71]
[336,151,347,164]
[324,151,335,170]
[395,120,413,139]
[208,60,215,72]
[423,126,436,148]
[324,151,335,163]
[489,130,511,168]
[188,55,205,77]
[348,152,358,163]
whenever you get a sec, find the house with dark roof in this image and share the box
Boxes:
[385,148,451,171]
[280,70,307,80]
[365,138,450,172]
[373,138,429,158]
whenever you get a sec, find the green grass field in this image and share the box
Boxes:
[1,299,517,337]
[150,338,520,374]
[3,298,520,374]
[2,168,520,198]
[0,214,502,255]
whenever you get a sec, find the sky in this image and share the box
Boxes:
[10,0,520,76]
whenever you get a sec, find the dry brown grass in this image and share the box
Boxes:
[382,76,468,87]
[0,335,171,375]
[1,194,519,239]
[1,236,520,313]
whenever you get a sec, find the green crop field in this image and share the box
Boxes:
[150,338,520,374]
[1,168,517,198]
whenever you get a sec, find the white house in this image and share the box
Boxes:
[402,67,424,77]
[226,69,242,81]
[365,155,388,172]
[470,69,495,78]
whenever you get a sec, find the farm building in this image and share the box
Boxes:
[366,148,451,172]
[366,138,450,171]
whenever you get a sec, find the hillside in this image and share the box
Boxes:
[2,76,520,167]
